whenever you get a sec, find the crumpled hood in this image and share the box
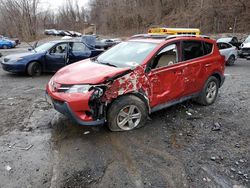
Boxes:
[54,59,131,85]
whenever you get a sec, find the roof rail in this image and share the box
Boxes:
[130,34,170,39]
[130,33,210,40]
[166,34,210,39]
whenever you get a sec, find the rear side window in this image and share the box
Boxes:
[182,41,204,61]
[73,43,87,52]
[204,42,213,55]
[217,42,232,50]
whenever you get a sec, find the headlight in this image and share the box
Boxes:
[11,57,23,61]
[66,85,91,93]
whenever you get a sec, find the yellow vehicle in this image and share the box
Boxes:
[148,27,201,35]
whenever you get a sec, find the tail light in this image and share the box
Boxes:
[148,29,152,33]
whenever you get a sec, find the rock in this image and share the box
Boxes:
[235,143,240,148]
[239,159,244,163]
[238,171,243,175]
[186,111,192,116]
[5,165,12,171]
[210,156,216,161]
[84,131,90,135]
[235,161,239,165]
[230,167,236,172]
[212,122,221,131]
[243,174,248,179]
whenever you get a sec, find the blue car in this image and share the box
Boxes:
[0,39,16,49]
[1,40,104,76]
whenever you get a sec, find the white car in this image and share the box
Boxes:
[217,42,238,66]
[239,35,250,59]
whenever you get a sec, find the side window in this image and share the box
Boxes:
[204,42,213,55]
[71,42,89,52]
[182,41,204,61]
[152,43,178,69]
[50,43,67,55]
[217,42,231,49]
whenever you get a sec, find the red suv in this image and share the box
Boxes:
[46,35,225,131]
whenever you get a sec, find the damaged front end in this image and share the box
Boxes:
[87,66,152,122]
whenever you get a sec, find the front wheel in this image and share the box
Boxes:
[2,45,8,49]
[195,76,219,106]
[27,61,42,76]
[107,95,148,131]
[227,55,235,66]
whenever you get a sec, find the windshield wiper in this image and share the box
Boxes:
[94,59,117,67]
[101,62,117,67]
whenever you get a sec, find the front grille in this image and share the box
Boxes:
[242,48,250,53]
[57,84,71,92]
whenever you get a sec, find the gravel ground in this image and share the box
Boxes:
[0,46,249,188]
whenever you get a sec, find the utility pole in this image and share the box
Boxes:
[233,17,237,35]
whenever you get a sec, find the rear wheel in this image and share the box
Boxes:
[27,61,42,76]
[227,55,235,66]
[195,76,219,106]
[107,95,148,131]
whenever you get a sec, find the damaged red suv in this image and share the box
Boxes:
[46,35,225,131]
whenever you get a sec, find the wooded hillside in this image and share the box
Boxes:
[0,0,249,40]
[90,0,250,35]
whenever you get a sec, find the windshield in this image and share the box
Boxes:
[244,36,250,43]
[217,38,231,43]
[96,41,157,68]
[34,42,56,52]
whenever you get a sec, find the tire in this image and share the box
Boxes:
[2,45,8,49]
[107,95,148,132]
[195,76,219,106]
[226,55,235,66]
[27,61,42,76]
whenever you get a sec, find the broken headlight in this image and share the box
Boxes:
[65,85,91,94]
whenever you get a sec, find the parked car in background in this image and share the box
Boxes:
[0,38,16,49]
[1,35,20,46]
[217,42,238,65]
[95,39,121,50]
[239,35,250,59]
[46,35,225,131]
[1,40,103,76]
[217,37,241,49]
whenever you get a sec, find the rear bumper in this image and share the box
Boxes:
[220,75,225,87]
[46,92,105,126]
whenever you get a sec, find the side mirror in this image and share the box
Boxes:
[145,59,155,73]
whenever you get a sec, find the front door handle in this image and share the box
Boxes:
[205,63,212,67]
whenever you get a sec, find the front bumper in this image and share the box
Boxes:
[1,61,26,73]
[46,91,105,126]
[238,50,250,59]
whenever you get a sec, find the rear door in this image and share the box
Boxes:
[45,42,68,72]
[179,40,209,95]
[147,42,186,107]
[68,42,91,64]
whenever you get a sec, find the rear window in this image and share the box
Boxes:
[182,41,204,61]
[204,42,213,55]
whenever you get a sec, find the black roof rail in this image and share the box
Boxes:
[130,34,170,39]
[166,34,210,40]
[130,34,210,40]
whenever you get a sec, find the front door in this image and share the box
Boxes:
[45,42,68,72]
[147,42,185,107]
